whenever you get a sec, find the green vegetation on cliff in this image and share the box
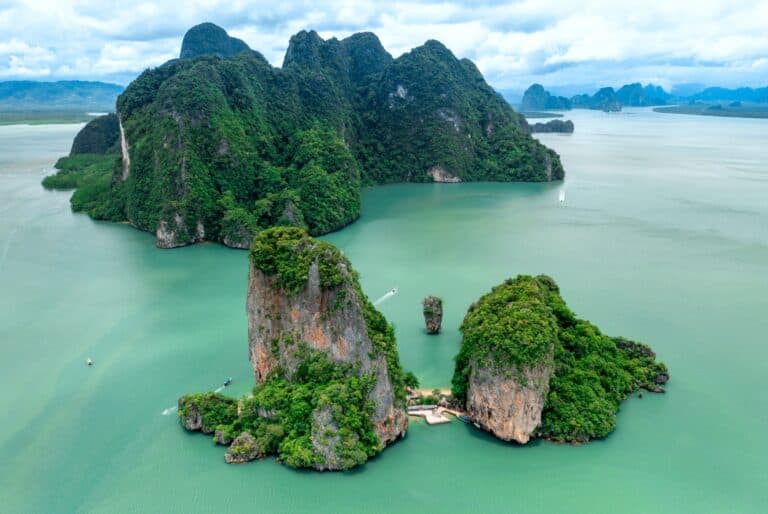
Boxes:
[69,113,120,155]
[249,226,348,293]
[452,275,668,443]
[249,227,406,401]
[52,23,564,248]
[178,346,386,470]
[42,113,123,218]
[228,348,381,470]
[179,392,238,433]
[181,227,409,470]
[42,154,124,220]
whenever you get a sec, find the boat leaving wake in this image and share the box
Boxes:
[374,288,398,306]
[162,379,230,415]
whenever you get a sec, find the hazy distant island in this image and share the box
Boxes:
[0,80,123,124]
[180,228,668,469]
[653,103,768,119]
[520,82,670,113]
[529,119,574,133]
[517,82,767,118]
[521,111,564,119]
[44,22,564,249]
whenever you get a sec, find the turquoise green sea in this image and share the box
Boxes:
[1,109,766,513]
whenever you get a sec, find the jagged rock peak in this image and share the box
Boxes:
[282,29,392,82]
[180,22,250,59]
[340,32,392,80]
[282,29,326,68]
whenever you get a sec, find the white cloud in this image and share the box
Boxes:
[0,0,765,93]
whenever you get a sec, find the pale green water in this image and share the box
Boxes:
[1,109,766,513]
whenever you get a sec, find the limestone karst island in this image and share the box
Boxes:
[5,3,767,513]
[41,21,667,470]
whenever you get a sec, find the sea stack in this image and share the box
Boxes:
[422,296,443,334]
[246,227,408,469]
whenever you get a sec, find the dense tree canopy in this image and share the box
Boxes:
[452,275,668,442]
[45,24,564,247]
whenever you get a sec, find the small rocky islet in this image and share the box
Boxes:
[422,296,443,334]
[529,119,574,133]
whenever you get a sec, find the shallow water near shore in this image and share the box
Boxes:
[0,109,766,513]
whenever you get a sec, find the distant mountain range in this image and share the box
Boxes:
[0,80,123,112]
[517,83,768,112]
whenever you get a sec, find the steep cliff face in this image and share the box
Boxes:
[247,227,408,458]
[178,227,408,471]
[467,359,552,444]
[452,275,668,444]
[453,276,557,443]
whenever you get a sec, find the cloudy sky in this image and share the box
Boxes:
[1,0,766,95]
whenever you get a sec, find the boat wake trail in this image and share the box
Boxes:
[374,288,398,306]
[0,225,19,272]
[162,380,230,416]
[161,406,178,416]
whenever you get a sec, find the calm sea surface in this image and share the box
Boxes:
[1,109,766,513]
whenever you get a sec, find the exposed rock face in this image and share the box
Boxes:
[453,275,669,444]
[155,214,205,249]
[180,401,203,432]
[422,296,443,334]
[530,119,574,134]
[118,117,130,180]
[466,358,553,444]
[214,428,233,446]
[224,432,262,464]
[222,225,252,249]
[428,166,461,183]
[451,275,558,444]
[246,228,407,468]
